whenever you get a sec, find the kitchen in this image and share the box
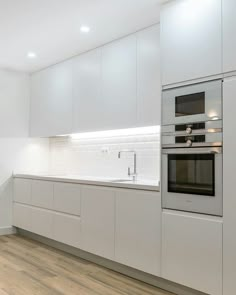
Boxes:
[0,0,235,294]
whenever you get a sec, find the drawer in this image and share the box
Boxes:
[13,203,32,231]
[14,179,31,205]
[54,182,81,215]
[31,180,53,209]
[31,207,53,238]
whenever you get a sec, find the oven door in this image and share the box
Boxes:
[162,147,222,216]
[162,80,222,125]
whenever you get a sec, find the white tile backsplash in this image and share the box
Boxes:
[49,130,160,181]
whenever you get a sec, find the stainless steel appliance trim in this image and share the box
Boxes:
[162,143,223,149]
[162,147,222,154]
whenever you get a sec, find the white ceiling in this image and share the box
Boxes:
[0,0,164,73]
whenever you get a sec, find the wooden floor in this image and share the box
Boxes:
[0,235,173,295]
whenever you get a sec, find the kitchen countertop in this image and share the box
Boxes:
[13,174,160,192]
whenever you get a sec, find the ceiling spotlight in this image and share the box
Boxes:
[27,52,37,59]
[80,26,90,33]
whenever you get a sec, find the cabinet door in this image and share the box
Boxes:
[137,25,161,126]
[31,207,53,238]
[223,77,236,295]
[101,35,137,129]
[30,59,73,137]
[72,48,102,132]
[162,211,222,295]
[13,203,32,231]
[81,186,115,260]
[54,182,81,216]
[223,0,236,73]
[53,212,81,248]
[115,190,161,276]
[31,180,54,210]
[161,0,222,85]
[13,178,31,205]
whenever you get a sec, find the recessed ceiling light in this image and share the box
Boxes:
[27,52,37,59]
[80,25,90,33]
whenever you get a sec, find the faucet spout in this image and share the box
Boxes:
[118,150,137,180]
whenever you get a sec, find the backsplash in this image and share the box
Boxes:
[49,128,160,181]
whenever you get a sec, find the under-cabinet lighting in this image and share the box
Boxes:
[69,126,160,140]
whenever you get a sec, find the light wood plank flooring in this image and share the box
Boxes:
[0,235,173,295]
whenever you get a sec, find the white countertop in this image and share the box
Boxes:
[13,174,160,192]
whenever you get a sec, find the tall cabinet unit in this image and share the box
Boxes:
[160,0,222,86]
[223,77,236,295]
[137,25,161,126]
[223,0,236,73]
[30,60,73,137]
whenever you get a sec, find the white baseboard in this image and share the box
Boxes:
[0,226,16,236]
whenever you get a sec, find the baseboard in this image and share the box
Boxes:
[0,226,16,236]
[17,228,207,295]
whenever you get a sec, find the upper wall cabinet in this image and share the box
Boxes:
[101,35,137,130]
[223,0,236,73]
[161,0,222,86]
[72,48,103,133]
[137,25,161,126]
[30,60,73,137]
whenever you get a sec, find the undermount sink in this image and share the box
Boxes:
[109,179,134,183]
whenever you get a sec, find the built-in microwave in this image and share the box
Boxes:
[162,80,222,126]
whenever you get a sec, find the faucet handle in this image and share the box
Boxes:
[128,167,131,176]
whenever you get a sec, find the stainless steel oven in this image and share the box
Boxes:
[161,79,223,216]
[162,147,222,216]
[162,80,222,126]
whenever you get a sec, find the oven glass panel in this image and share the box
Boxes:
[168,154,215,196]
[175,92,205,117]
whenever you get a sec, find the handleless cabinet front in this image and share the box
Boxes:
[161,0,222,85]
[31,180,54,210]
[13,178,31,205]
[81,186,115,260]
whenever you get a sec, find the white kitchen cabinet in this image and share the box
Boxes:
[162,211,222,295]
[72,48,103,133]
[13,178,31,205]
[223,77,236,295]
[53,182,81,216]
[115,190,161,276]
[101,35,137,129]
[31,207,53,238]
[13,203,32,231]
[137,25,161,126]
[30,59,73,137]
[161,0,222,86]
[53,212,81,248]
[223,0,236,73]
[31,180,54,210]
[81,186,115,260]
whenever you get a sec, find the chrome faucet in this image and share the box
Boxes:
[118,150,137,181]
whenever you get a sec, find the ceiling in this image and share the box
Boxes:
[0,0,164,73]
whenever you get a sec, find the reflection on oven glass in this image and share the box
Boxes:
[168,154,215,196]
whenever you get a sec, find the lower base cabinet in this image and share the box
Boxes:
[53,212,81,248]
[31,207,54,239]
[13,203,32,232]
[115,190,161,276]
[161,211,223,295]
[80,186,115,260]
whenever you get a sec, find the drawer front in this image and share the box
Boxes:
[31,180,54,209]
[53,212,81,248]
[54,182,81,215]
[14,179,31,205]
[13,203,32,231]
[31,207,53,238]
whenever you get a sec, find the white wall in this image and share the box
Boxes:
[0,69,49,233]
[49,128,160,181]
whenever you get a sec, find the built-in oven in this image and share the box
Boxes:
[161,79,223,216]
[162,147,222,216]
[162,80,222,126]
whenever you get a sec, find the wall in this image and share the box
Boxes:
[0,69,49,233]
[49,127,160,181]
